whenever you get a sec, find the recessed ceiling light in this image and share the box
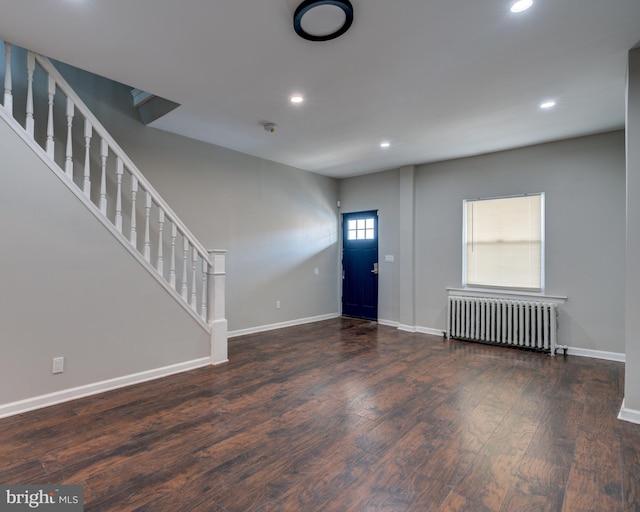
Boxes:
[540,100,556,109]
[510,0,533,13]
[380,141,391,149]
[290,95,304,104]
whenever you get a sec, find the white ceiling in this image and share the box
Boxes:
[1,0,639,178]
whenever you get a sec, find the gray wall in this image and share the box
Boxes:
[340,131,626,353]
[0,114,210,405]
[339,168,401,323]
[55,62,340,333]
[625,48,640,411]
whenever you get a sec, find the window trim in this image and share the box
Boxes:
[462,193,545,293]
[447,287,566,304]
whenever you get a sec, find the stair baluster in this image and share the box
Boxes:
[157,209,165,274]
[99,138,108,214]
[144,191,152,262]
[46,76,55,158]
[130,176,138,246]
[3,42,12,114]
[170,222,177,289]
[83,120,92,197]
[201,259,208,320]
[65,98,74,179]
[115,158,123,233]
[181,237,189,301]
[25,52,34,137]
[191,247,198,309]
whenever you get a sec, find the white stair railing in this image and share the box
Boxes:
[1,41,227,362]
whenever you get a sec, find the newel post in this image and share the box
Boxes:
[207,249,228,364]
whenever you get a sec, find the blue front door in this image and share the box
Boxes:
[342,211,378,320]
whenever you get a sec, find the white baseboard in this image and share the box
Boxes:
[0,357,211,420]
[378,319,444,336]
[566,347,625,362]
[228,313,340,338]
[379,316,625,360]
[618,399,640,424]
[416,326,447,337]
[228,316,443,338]
[399,324,445,337]
[383,321,445,337]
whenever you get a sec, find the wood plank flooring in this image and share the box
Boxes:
[1,317,639,511]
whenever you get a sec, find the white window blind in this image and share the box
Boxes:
[464,194,544,290]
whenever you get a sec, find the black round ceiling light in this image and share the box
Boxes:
[293,0,354,42]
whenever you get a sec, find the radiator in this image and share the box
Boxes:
[447,296,561,354]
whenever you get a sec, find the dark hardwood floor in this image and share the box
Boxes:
[1,317,639,511]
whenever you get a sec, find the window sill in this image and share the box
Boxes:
[447,287,567,304]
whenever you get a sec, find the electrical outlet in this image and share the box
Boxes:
[276,300,281,309]
[52,357,64,374]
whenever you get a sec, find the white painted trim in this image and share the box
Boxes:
[228,313,340,338]
[0,357,211,420]
[447,287,567,304]
[210,318,228,364]
[618,399,640,424]
[566,347,625,362]
[416,326,447,337]
[380,320,449,337]
[399,324,446,337]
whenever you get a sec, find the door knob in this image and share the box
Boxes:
[371,262,379,275]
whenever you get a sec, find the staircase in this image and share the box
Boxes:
[1,41,227,392]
